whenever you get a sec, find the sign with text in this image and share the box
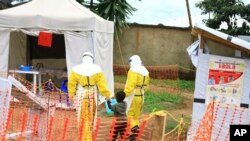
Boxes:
[206,56,245,107]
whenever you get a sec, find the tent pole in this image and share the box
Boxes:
[26,35,31,66]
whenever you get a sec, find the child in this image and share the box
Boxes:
[107,91,127,141]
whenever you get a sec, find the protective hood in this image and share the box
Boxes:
[72,52,101,76]
[129,55,142,68]
[82,52,94,64]
[129,55,149,76]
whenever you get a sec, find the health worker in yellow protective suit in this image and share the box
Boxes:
[124,55,149,141]
[68,52,111,141]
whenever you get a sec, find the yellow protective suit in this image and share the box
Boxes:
[68,52,110,141]
[124,70,149,128]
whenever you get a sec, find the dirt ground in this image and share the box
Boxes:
[114,82,194,119]
[114,82,194,140]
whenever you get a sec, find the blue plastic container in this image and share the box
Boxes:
[105,99,117,114]
[19,65,32,71]
[60,79,68,93]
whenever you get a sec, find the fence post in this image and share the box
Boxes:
[152,111,167,141]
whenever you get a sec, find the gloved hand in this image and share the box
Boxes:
[106,96,111,101]
[107,99,112,110]
[107,100,111,104]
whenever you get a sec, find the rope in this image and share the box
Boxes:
[165,121,182,136]
[178,65,196,72]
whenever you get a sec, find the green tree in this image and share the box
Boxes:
[77,0,137,33]
[77,0,138,66]
[77,0,96,11]
[94,0,137,33]
[196,0,250,35]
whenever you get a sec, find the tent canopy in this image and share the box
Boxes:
[0,0,114,33]
[0,0,115,99]
[192,23,250,53]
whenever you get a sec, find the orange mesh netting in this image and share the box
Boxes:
[0,74,154,141]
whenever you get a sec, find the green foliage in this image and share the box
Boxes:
[196,0,250,35]
[165,119,179,132]
[150,79,195,92]
[94,0,137,33]
[77,0,137,33]
[114,75,195,92]
[143,91,183,113]
[178,80,195,91]
[76,0,97,12]
[76,0,84,4]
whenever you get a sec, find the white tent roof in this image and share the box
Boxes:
[193,23,250,51]
[0,0,114,33]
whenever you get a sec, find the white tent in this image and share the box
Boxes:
[0,0,114,97]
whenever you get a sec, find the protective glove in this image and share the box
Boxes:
[107,100,112,111]
[106,96,111,101]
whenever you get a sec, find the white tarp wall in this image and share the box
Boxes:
[0,0,115,99]
[189,53,250,140]
[64,31,114,102]
[1,29,114,101]
[0,28,10,75]
[0,77,12,135]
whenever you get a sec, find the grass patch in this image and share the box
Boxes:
[165,114,191,134]
[113,75,191,136]
[114,75,195,92]
[114,75,127,83]
[143,91,183,113]
[165,119,179,132]
[112,89,184,114]
[178,79,195,91]
[150,79,195,92]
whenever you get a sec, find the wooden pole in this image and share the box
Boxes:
[152,112,167,141]
[185,0,193,29]
[185,0,195,42]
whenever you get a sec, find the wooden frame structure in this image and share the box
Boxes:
[191,26,250,53]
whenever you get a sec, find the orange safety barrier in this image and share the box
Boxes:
[188,101,249,141]
[193,101,215,141]
[113,64,179,80]
[30,115,39,141]
[0,74,155,141]
[1,109,12,141]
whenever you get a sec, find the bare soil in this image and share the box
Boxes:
[114,82,194,119]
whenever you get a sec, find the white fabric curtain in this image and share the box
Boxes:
[0,28,10,74]
[64,31,114,103]
[64,31,93,75]
[93,32,114,98]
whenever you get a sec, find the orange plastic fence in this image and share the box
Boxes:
[113,64,179,80]
[0,74,154,141]
[193,102,214,141]
[188,101,249,141]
